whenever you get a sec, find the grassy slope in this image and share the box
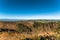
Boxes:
[0,20,60,40]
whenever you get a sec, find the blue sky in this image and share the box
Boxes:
[0,0,60,19]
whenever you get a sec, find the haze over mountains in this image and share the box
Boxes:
[0,19,60,21]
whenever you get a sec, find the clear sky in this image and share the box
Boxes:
[0,0,60,19]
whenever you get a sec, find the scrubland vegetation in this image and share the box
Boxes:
[0,20,60,40]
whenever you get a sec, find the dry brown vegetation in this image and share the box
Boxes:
[0,20,60,40]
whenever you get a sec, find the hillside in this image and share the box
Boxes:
[0,20,60,40]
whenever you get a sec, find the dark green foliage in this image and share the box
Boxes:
[55,27,60,34]
[33,22,41,28]
[33,36,56,40]
[24,38,33,40]
[17,24,32,33]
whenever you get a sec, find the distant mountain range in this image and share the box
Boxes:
[0,19,60,22]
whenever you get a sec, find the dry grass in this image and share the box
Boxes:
[0,31,60,40]
[0,32,37,40]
